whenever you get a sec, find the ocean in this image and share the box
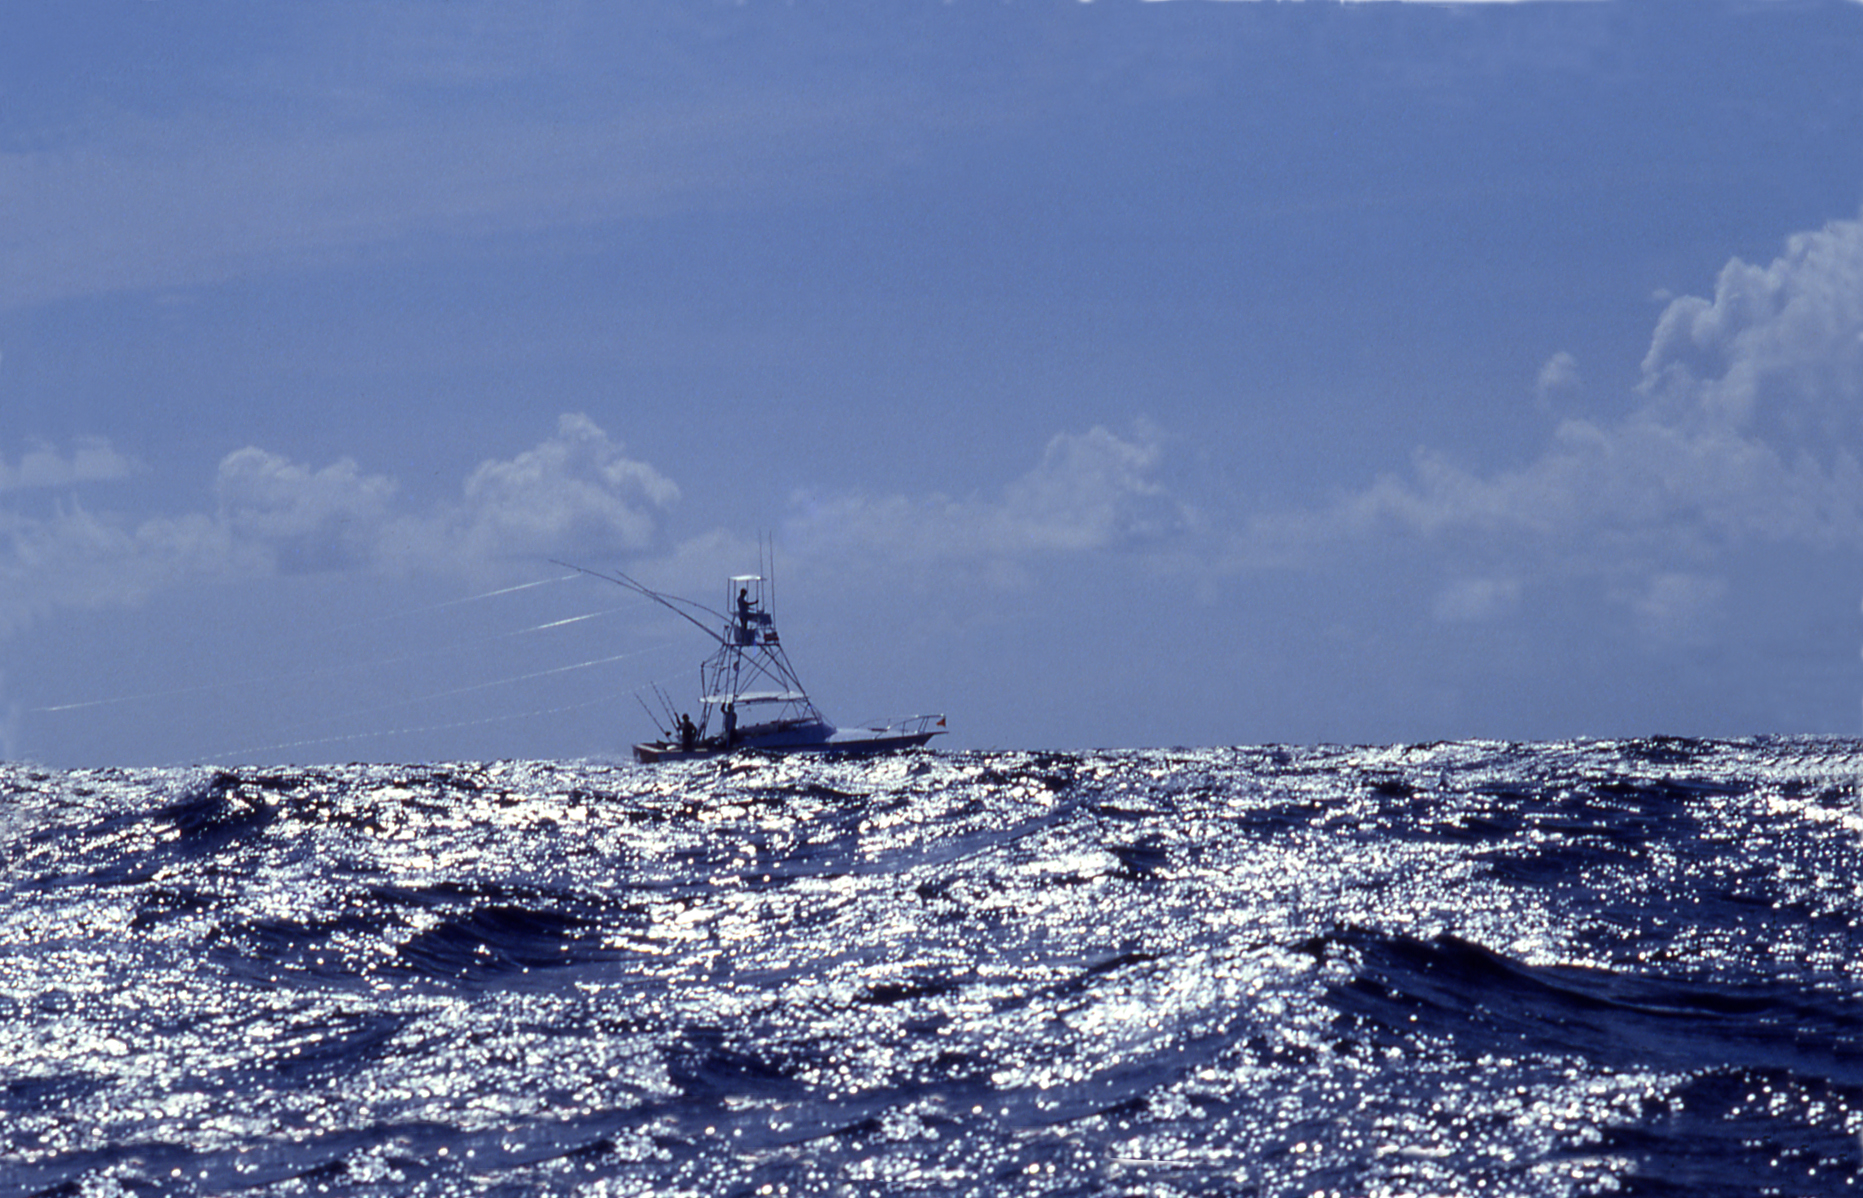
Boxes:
[3,737,1861,1196]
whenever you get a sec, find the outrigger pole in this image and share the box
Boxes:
[549,560,728,647]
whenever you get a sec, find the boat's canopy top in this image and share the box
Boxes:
[730,574,763,583]
[702,690,808,705]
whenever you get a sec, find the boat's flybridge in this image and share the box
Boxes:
[588,567,945,764]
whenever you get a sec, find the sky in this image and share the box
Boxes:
[6,0,1863,765]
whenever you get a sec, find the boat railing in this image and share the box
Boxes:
[860,713,947,736]
[729,609,773,646]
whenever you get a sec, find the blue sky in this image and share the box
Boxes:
[6,0,1863,765]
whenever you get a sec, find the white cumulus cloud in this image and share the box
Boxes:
[0,503,251,638]
[0,413,680,635]
[390,412,680,571]
[1246,209,1863,575]
[1534,350,1581,410]
[216,448,400,573]
[1432,576,1521,624]
[783,425,1196,589]
[0,437,140,491]
[0,415,1189,640]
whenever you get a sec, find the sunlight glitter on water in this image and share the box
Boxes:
[4,739,1863,1194]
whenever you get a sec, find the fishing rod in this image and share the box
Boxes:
[634,690,666,736]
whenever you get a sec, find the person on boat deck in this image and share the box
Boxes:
[737,587,755,627]
[723,702,737,748]
[677,713,697,751]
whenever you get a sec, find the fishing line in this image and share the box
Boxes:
[509,608,627,635]
[176,642,682,764]
[216,641,684,744]
[180,691,627,766]
[30,598,627,714]
[348,645,682,718]
[321,572,583,631]
[37,567,710,757]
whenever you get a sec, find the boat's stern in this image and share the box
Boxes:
[633,741,714,764]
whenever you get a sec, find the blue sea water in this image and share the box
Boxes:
[2,737,1862,1197]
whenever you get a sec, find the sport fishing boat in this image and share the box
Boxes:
[566,565,945,763]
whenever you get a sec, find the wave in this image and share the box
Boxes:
[3,739,1862,1196]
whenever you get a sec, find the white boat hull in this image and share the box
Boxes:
[633,719,944,764]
